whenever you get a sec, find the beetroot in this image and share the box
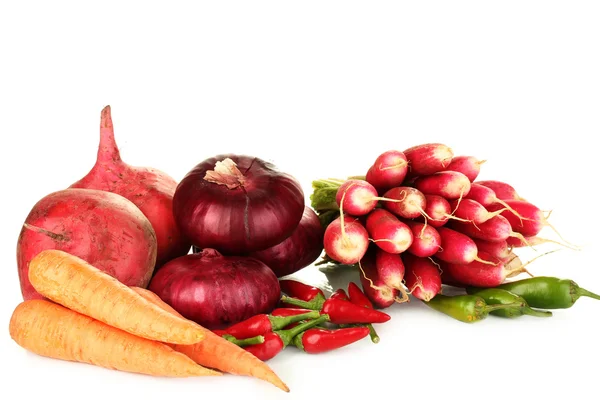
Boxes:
[17,188,157,300]
[248,207,324,277]
[70,106,190,268]
[148,248,281,330]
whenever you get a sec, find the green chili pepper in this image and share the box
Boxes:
[495,276,600,309]
[423,294,524,323]
[466,288,552,318]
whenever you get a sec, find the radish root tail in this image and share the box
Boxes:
[507,249,561,278]
[474,255,498,266]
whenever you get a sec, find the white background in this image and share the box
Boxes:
[1,1,599,399]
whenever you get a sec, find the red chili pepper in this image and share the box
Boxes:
[281,296,391,325]
[292,326,370,354]
[279,279,326,304]
[243,315,330,361]
[347,282,380,343]
[220,310,320,339]
[348,282,374,309]
[330,288,349,301]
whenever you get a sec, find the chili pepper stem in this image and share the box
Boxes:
[278,315,331,346]
[222,334,265,346]
[523,307,553,318]
[269,311,321,330]
[577,287,600,301]
[281,295,321,310]
[367,324,380,343]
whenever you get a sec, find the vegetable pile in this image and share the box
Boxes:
[9,108,599,394]
[310,143,599,324]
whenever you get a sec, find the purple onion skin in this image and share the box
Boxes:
[173,154,305,254]
[148,248,281,330]
[248,207,324,277]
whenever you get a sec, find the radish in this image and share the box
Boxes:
[472,239,511,260]
[437,252,532,288]
[373,248,409,303]
[464,183,522,220]
[358,251,399,309]
[476,180,523,201]
[414,171,471,200]
[436,226,495,265]
[421,195,467,227]
[402,253,442,302]
[382,187,429,219]
[335,180,382,216]
[323,214,370,265]
[448,215,526,243]
[365,150,408,193]
[487,199,558,238]
[445,156,486,182]
[403,143,454,176]
[403,220,442,258]
[70,106,190,268]
[449,198,507,224]
[335,179,413,216]
[365,209,414,254]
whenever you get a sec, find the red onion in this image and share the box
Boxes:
[248,206,324,277]
[148,248,280,329]
[173,155,305,254]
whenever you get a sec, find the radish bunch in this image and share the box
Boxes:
[311,143,569,308]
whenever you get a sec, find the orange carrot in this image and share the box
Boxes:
[9,299,220,377]
[27,249,204,345]
[131,287,290,392]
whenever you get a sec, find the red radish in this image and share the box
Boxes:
[403,220,442,258]
[358,251,399,309]
[17,189,157,300]
[248,207,324,277]
[148,248,280,329]
[445,156,486,182]
[464,183,522,220]
[374,248,409,303]
[173,155,305,255]
[402,253,442,302]
[422,195,453,227]
[448,215,525,243]
[323,215,370,264]
[403,143,454,176]
[437,252,530,288]
[436,226,494,265]
[449,198,507,224]
[472,239,511,260]
[70,106,190,268]
[414,171,471,200]
[365,150,409,193]
[334,179,410,216]
[382,187,430,219]
[365,209,414,254]
[335,180,381,216]
[487,200,553,238]
[476,180,523,201]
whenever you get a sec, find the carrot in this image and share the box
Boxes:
[27,249,205,345]
[9,299,220,377]
[131,287,290,392]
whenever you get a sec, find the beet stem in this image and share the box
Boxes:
[97,105,122,163]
